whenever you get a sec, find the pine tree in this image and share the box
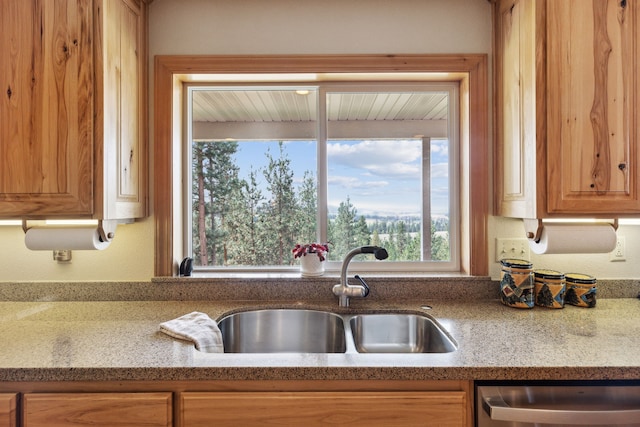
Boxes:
[386,226,397,260]
[371,229,381,247]
[355,216,370,247]
[262,142,297,265]
[431,220,450,261]
[330,196,358,260]
[225,168,264,265]
[405,234,421,260]
[191,140,240,266]
[395,221,408,257]
[193,143,208,265]
[296,170,318,245]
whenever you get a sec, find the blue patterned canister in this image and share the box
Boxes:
[534,269,565,309]
[500,258,534,309]
[565,273,597,308]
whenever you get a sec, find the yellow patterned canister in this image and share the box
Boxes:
[565,273,597,308]
[534,269,565,309]
[500,258,534,308]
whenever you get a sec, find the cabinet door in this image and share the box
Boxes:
[23,392,172,427]
[546,0,640,213]
[0,0,94,217]
[94,0,147,219]
[494,0,543,218]
[180,391,467,427]
[0,394,16,427]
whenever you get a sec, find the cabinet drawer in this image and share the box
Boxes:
[23,392,172,427]
[181,391,467,426]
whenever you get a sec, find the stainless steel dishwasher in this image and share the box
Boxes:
[476,381,640,426]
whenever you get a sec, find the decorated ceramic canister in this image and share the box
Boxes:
[534,269,565,309]
[500,258,534,309]
[565,273,597,308]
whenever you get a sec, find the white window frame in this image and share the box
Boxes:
[184,80,460,273]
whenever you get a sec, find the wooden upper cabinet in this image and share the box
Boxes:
[94,0,147,219]
[0,0,147,219]
[0,0,94,217]
[494,0,542,218]
[546,0,638,214]
[494,0,639,217]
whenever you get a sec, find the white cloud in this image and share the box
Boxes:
[430,140,449,156]
[431,162,449,179]
[328,140,422,179]
[325,139,450,216]
[328,175,389,189]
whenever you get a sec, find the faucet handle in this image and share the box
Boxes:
[354,275,370,297]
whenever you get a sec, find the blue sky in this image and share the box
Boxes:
[231,139,450,217]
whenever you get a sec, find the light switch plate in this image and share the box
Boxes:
[495,238,531,262]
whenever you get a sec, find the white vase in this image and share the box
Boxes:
[299,254,325,277]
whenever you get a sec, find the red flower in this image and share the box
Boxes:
[292,243,330,261]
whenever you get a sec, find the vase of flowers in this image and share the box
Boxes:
[292,243,329,277]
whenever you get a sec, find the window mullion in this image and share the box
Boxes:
[422,137,432,260]
[317,86,328,244]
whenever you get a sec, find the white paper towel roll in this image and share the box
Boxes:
[528,223,617,255]
[25,227,112,251]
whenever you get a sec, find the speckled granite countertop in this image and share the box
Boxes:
[1,296,640,383]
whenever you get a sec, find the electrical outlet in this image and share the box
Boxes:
[495,238,531,262]
[609,235,626,262]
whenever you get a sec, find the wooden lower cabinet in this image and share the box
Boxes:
[23,393,172,427]
[0,380,471,427]
[0,394,16,427]
[180,391,467,427]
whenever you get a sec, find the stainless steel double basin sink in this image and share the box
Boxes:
[216,308,457,354]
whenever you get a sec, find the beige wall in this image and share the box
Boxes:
[0,0,637,281]
[488,218,640,280]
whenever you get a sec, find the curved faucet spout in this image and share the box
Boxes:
[332,246,388,307]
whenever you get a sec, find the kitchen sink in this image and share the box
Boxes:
[349,313,457,353]
[217,309,347,353]
[215,308,456,354]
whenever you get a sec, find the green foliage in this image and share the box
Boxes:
[192,141,451,266]
[192,140,241,266]
[261,142,298,265]
[328,197,358,260]
[296,170,317,244]
[224,168,264,265]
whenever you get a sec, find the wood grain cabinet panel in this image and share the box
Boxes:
[23,392,172,427]
[546,0,639,214]
[180,391,467,427]
[0,0,94,216]
[0,0,147,219]
[494,0,639,217]
[0,394,16,427]
[494,0,541,218]
[94,0,147,219]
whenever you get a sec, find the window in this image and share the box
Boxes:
[187,82,460,272]
[154,55,489,276]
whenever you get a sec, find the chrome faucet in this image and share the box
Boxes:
[332,246,388,307]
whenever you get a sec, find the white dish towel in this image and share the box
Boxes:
[159,311,224,353]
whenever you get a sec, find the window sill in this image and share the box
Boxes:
[166,271,475,280]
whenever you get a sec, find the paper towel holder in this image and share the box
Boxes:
[53,250,72,263]
[21,219,118,243]
[524,218,619,243]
